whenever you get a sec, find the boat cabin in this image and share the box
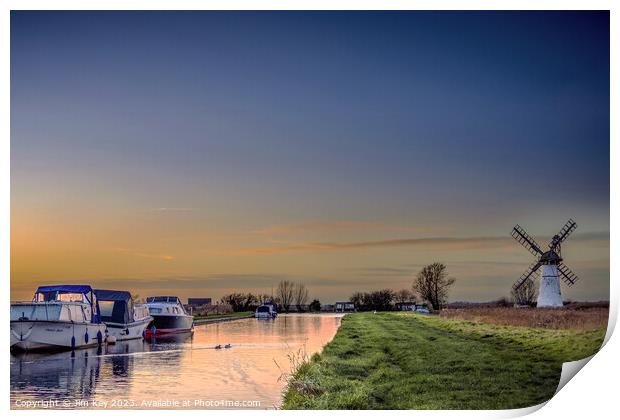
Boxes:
[10,301,94,323]
[335,301,355,312]
[95,289,140,325]
[145,296,188,315]
[26,285,102,323]
[395,301,417,311]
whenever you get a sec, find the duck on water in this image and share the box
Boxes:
[10,285,107,351]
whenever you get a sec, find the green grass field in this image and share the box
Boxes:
[282,312,606,409]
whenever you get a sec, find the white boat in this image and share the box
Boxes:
[10,285,108,351]
[94,289,153,341]
[144,296,194,338]
[255,301,277,319]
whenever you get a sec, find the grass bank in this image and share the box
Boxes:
[194,311,252,323]
[282,312,606,409]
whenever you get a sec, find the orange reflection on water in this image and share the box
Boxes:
[11,314,343,409]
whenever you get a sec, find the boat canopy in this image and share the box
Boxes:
[95,289,134,324]
[33,285,101,323]
[36,285,95,294]
[94,289,131,302]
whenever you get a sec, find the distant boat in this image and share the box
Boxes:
[94,289,153,341]
[255,301,277,319]
[144,296,194,337]
[10,285,107,351]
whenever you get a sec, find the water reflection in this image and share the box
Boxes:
[11,347,103,401]
[11,314,342,409]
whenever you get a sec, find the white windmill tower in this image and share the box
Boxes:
[511,219,579,308]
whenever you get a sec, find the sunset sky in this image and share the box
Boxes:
[11,11,609,303]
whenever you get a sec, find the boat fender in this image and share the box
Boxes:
[97,330,103,345]
[125,328,130,335]
[71,336,76,349]
[85,331,89,343]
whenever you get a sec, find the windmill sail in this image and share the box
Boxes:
[549,219,578,249]
[511,225,543,256]
[513,261,541,291]
[557,262,579,286]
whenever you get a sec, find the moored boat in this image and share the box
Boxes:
[144,296,193,337]
[10,285,107,351]
[255,301,277,319]
[94,289,153,341]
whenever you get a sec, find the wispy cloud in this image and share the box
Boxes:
[85,274,401,290]
[229,236,510,255]
[227,231,609,256]
[113,248,175,261]
[253,220,443,236]
[150,207,196,212]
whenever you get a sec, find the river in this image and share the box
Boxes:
[10,313,343,409]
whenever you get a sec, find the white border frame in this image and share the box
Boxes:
[2,2,617,420]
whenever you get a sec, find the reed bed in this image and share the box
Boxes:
[439,306,609,330]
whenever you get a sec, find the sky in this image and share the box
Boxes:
[10,11,609,303]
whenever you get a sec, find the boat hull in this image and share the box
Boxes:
[145,314,194,337]
[104,316,153,341]
[10,320,107,351]
[255,312,277,319]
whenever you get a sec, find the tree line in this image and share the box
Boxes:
[218,262,457,313]
[351,262,456,311]
[217,261,545,312]
[219,280,315,313]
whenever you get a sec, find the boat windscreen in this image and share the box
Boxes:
[147,296,180,303]
[256,306,271,313]
[37,292,85,303]
[11,304,62,321]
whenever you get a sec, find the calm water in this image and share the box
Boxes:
[10,314,343,409]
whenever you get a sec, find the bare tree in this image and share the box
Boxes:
[511,278,537,306]
[395,289,414,304]
[413,262,456,310]
[257,293,274,305]
[294,283,309,312]
[276,280,295,312]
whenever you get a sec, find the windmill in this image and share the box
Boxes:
[511,219,579,307]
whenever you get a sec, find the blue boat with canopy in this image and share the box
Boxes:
[94,289,153,341]
[10,285,108,351]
